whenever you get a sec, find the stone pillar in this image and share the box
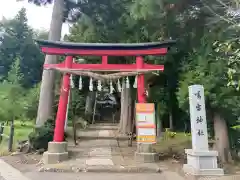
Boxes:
[183,85,224,176]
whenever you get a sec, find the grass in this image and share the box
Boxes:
[153,132,192,160]
[0,120,34,156]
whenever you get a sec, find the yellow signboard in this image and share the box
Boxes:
[137,135,156,143]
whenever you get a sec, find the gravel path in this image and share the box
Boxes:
[0,159,30,180]
[25,172,169,180]
[0,175,6,180]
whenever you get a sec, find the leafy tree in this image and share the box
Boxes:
[0,8,44,87]
[24,84,41,120]
[34,30,49,40]
[177,25,240,162]
[0,57,25,122]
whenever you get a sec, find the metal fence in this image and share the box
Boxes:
[0,121,14,152]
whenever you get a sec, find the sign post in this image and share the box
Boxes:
[136,103,156,143]
[135,103,157,162]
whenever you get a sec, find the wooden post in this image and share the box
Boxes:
[64,89,71,131]
[0,123,4,144]
[8,120,14,152]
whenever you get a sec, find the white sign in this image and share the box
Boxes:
[138,128,155,136]
[136,113,155,124]
[189,85,209,151]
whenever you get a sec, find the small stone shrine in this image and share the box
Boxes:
[183,85,224,176]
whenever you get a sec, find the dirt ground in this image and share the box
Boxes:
[1,134,240,178]
[1,153,42,173]
[116,139,240,176]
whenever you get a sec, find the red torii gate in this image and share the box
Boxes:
[36,40,175,143]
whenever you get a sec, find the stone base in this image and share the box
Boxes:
[183,149,224,176]
[42,141,69,164]
[42,151,68,164]
[183,164,224,176]
[135,152,158,163]
[135,143,157,163]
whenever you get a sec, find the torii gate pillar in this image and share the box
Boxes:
[136,56,146,103]
[43,56,72,164]
[53,56,73,142]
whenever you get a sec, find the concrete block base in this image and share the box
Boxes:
[183,164,224,176]
[42,141,69,164]
[183,149,224,176]
[135,152,158,163]
[42,152,68,164]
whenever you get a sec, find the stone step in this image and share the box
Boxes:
[88,126,118,130]
[39,164,162,173]
[76,136,129,140]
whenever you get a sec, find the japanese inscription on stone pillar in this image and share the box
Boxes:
[189,85,209,151]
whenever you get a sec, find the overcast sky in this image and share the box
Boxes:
[0,0,69,36]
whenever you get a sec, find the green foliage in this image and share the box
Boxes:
[0,57,25,121]
[28,118,54,150]
[23,84,41,120]
[28,118,67,150]
[0,8,44,88]
[232,125,240,130]
[163,128,177,139]
[7,57,24,84]
[27,0,53,5]
[232,120,240,130]
[68,88,85,120]
[0,82,24,121]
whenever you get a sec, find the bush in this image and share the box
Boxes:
[28,118,67,150]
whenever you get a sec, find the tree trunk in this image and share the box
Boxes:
[126,89,132,133]
[121,87,129,134]
[36,0,64,127]
[156,118,162,137]
[85,91,95,122]
[213,112,232,163]
[71,90,77,145]
[156,103,162,137]
[119,82,132,134]
[119,82,125,132]
[169,113,173,130]
[85,92,95,114]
